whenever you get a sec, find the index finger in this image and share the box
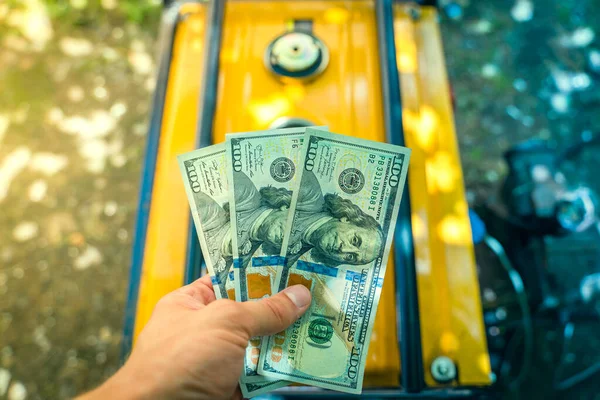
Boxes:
[175,274,217,305]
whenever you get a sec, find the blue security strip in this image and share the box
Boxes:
[345,270,363,281]
[297,260,338,277]
[211,276,219,286]
[229,270,235,281]
[253,256,285,267]
[233,258,243,268]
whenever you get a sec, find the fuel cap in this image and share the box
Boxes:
[266,32,329,80]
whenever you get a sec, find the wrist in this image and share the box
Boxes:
[80,365,157,400]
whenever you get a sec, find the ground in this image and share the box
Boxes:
[0,0,599,399]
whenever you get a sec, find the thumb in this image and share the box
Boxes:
[240,285,312,337]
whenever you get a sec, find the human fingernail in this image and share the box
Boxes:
[283,285,311,308]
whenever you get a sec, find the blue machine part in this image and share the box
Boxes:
[469,209,487,245]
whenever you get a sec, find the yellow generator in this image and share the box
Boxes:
[123,0,491,396]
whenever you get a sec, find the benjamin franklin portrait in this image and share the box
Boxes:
[286,170,384,267]
[232,170,292,268]
[191,189,234,294]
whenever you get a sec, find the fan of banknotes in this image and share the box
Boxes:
[178,127,411,397]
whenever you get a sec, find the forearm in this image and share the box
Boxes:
[77,366,156,400]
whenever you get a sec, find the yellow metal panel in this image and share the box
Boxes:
[133,4,207,343]
[214,0,400,387]
[394,5,491,386]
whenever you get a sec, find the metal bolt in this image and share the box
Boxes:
[431,356,457,383]
[495,307,507,321]
[408,6,421,21]
[531,164,551,183]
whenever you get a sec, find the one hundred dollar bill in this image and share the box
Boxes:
[177,144,236,300]
[258,129,411,394]
[179,143,283,392]
[226,127,308,302]
[225,127,308,383]
[240,380,287,399]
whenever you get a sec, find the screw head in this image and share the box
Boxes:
[431,356,457,383]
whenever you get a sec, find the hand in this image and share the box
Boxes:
[80,275,311,400]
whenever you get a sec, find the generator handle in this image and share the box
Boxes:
[377,0,425,393]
